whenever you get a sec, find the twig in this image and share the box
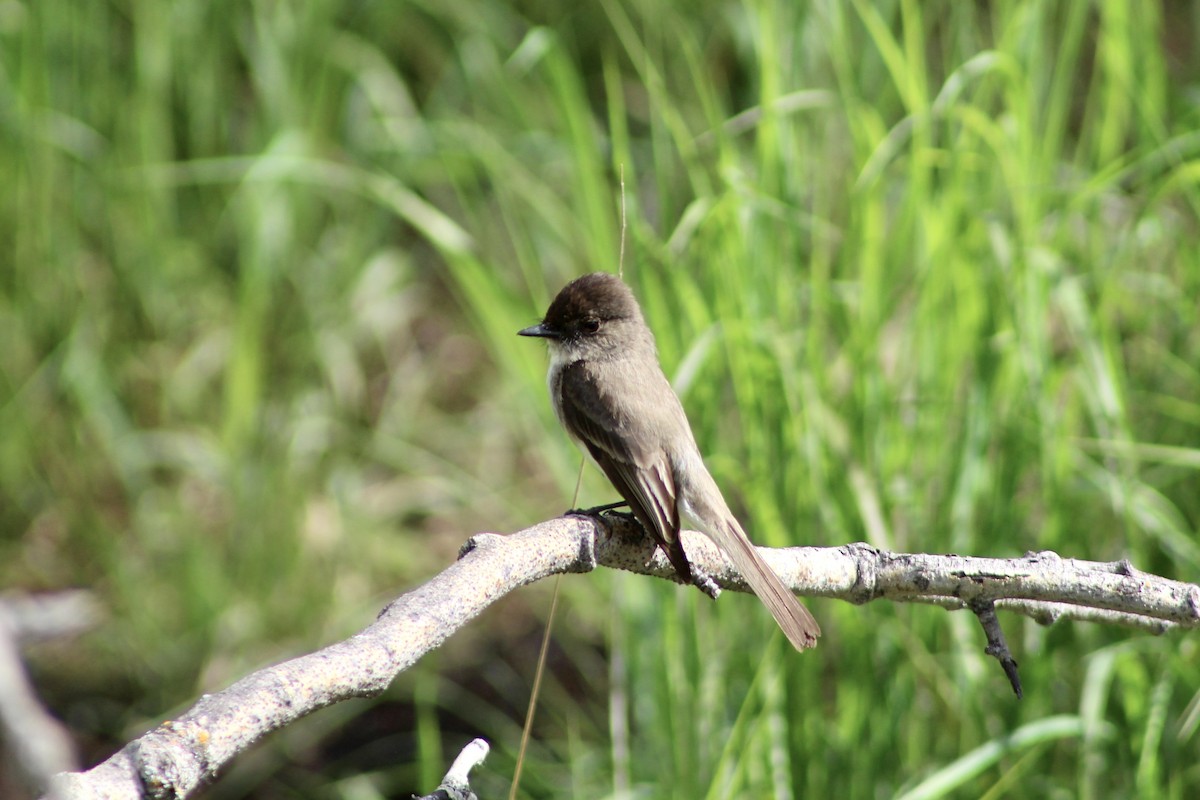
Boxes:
[3,591,103,643]
[48,517,1200,799]
[0,592,101,794]
[414,738,489,800]
[970,600,1021,698]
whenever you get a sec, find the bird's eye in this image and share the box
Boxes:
[581,317,601,334]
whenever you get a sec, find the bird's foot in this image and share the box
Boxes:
[566,501,636,541]
[565,500,630,517]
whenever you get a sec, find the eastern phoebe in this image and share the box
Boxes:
[519,272,820,651]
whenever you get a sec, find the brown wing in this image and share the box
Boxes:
[557,360,693,582]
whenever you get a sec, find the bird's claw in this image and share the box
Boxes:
[566,502,637,541]
[565,500,630,518]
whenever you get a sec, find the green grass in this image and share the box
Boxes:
[3,0,1200,797]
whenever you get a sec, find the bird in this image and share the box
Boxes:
[519,272,820,651]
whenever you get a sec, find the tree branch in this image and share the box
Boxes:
[48,516,1199,799]
[1,592,102,795]
[414,738,489,800]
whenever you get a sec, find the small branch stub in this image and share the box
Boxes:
[413,738,489,800]
[970,599,1022,698]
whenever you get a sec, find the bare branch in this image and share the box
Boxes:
[909,596,1180,632]
[0,592,101,795]
[597,516,1198,626]
[3,591,103,644]
[414,738,489,800]
[969,600,1022,698]
[48,516,1199,799]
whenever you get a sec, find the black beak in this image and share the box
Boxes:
[518,323,556,338]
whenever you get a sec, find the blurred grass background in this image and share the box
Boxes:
[3,0,1200,797]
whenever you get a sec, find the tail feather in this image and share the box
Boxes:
[706,518,820,651]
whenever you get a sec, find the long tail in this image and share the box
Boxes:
[705,517,820,651]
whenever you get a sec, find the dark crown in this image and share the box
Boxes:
[541,272,643,332]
